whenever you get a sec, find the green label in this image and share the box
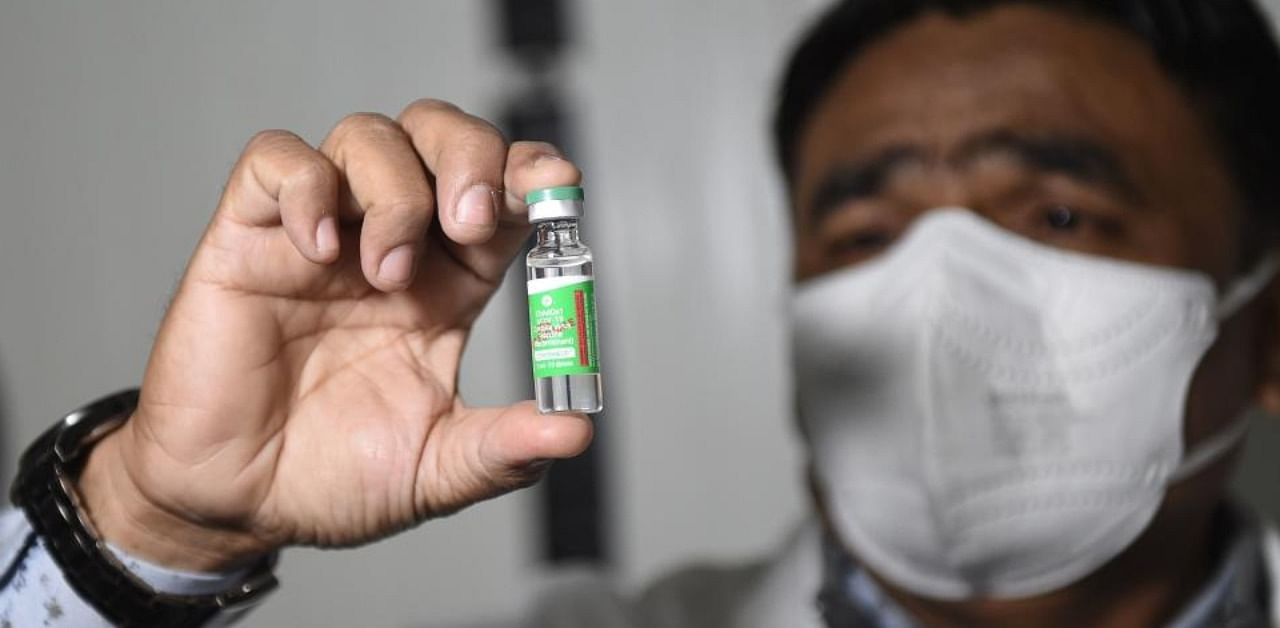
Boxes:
[528,277,600,379]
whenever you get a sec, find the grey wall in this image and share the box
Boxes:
[0,1,820,626]
[0,1,1277,627]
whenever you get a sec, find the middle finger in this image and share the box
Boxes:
[320,112,435,292]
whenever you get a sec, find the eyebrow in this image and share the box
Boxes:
[807,144,926,229]
[951,130,1143,203]
[804,130,1143,230]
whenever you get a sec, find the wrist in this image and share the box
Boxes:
[78,425,269,572]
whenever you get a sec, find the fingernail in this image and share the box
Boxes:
[456,184,496,226]
[315,216,338,256]
[534,153,564,167]
[378,244,416,286]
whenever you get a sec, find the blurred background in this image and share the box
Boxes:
[0,1,1277,626]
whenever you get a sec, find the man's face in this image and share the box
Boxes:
[792,5,1246,282]
[790,4,1276,520]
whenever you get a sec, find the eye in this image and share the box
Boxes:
[812,204,905,268]
[831,229,894,254]
[1043,204,1081,231]
[1017,200,1128,250]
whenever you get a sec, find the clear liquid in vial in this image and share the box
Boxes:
[527,249,604,414]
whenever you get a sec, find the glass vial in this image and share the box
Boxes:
[526,186,604,414]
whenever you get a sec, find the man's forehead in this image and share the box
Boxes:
[790,4,1224,213]
[802,12,1141,151]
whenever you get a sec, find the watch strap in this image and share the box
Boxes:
[11,389,278,628]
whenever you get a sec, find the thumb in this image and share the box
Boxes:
[421,401,594,515]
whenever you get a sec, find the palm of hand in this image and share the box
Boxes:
[127,220,521,551]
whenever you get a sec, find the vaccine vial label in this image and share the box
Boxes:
[528,276,600,379]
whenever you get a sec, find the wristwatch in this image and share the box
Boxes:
[10,389,279,627]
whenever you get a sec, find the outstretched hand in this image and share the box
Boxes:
[79,100,594,570]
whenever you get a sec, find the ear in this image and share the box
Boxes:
[1254,277,1280,415]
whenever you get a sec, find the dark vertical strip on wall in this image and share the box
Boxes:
[492,0,608,565]
[0,357,8,488]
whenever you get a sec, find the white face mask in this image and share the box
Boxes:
[792,208,1277,600]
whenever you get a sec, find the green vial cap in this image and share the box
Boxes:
[526,185,585,205]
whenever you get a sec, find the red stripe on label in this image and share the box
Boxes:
[574,289,589,366]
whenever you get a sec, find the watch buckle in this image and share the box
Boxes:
[214,569,279,610]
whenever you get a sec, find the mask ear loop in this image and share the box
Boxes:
[1171,253,1280,483]
[1172,253,1280,483]
[1215,252,1280,319]
[1169,415,1252,483]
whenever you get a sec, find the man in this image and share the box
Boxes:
[1,0,1279,626]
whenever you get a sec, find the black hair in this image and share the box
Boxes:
[773,0,1280,235]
